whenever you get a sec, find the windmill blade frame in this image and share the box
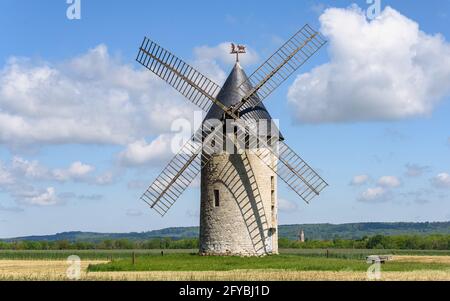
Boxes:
[141,120,225,216]
[232,24,327,116]
[236,119,328,204]
[137,37,230,113]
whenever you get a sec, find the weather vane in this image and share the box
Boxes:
[230,43,246,62]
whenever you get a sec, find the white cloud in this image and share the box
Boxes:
[377,176,401,188]
[288,6,450,123]
[53,161,94,181]
[0,157,105,208]
[19,187,60,207]
[432,172,450,188]
[350,174,370,186]
[359,187,387,203]
[11,156,47,179]
[10,157,98,183]
[0,45,195,147]
[278,198,299,212]
[119,135,173,167]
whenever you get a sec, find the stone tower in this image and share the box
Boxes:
[199,63,282,256]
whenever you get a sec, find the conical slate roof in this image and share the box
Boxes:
[204,63,284,140]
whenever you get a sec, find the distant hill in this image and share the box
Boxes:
[3,222,450,242]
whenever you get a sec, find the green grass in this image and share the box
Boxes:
[1,248,449,260]
[0,249,450,260]
[87,253,450,273]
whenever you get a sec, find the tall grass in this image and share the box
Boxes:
[88,253,450,273]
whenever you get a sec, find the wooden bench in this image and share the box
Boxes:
[366,255,393,264]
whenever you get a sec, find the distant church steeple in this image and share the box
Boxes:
[298,229,305,243]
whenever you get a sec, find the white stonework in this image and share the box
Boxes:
[199,150,278,256]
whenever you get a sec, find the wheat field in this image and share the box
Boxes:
[1,258,450,281]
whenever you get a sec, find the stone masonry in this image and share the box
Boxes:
[199,150,278,256]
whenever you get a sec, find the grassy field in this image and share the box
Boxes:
[87,253,450,273]
[1,260,449,281]
[1,249,450,281]
[1,248,450,260]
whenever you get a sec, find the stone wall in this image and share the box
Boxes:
[199,150,278,256]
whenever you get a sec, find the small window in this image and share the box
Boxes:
[214,190,220,207]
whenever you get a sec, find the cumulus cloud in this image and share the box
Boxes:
[377,176,401,188]
[288,6,450,123]
[0,45,195,147]
[17,187,60,207]
[0,157,109,207]
[119,135,173,167]
[358,187,388,203]
[11,156,47,179]
[0,42,253,171]
[53,161,94,181]
[350,174,370,186]
[8,157,95,182]
[432,172,450,188]
[358,175,402,203]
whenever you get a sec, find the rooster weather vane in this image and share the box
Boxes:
[230,43,246,62]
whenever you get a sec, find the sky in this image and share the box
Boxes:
[0,0,449,238]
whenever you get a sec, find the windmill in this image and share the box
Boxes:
[136,24,328,256]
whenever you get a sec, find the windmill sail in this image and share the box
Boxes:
[233,24,327,115]
[275,140,328,203]
[137,37,225,112]
[141,120,223,216]
[241,121,328,204]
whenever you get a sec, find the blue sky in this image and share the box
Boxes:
[0,0,449,238]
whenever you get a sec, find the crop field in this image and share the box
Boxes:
[1,249,449,281]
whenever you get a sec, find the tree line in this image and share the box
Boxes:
[279,234,450,250]
[0,234,449,250]
[0,238,199,250]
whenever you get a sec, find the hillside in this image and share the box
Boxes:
[3,222,450,242]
